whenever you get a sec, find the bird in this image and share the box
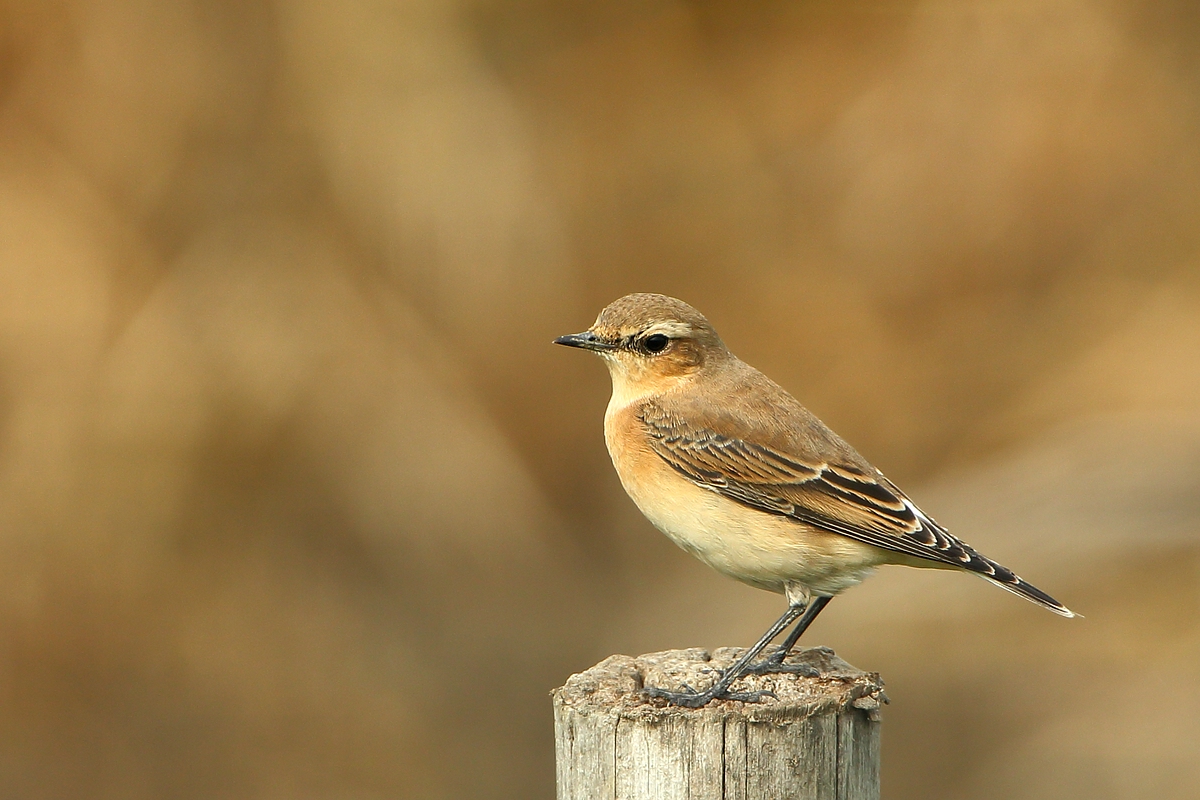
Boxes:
[554,292,1075,707]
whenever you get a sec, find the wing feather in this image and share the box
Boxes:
[640,400,1074,617]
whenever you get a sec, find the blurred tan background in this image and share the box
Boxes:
[1,0,1198,797]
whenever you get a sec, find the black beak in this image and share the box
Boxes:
[553,331,617,351]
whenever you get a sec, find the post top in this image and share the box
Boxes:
[553,646,886,722]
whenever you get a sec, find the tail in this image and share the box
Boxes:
[971,553,1077,618]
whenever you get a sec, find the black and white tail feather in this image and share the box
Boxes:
[905,503,1076,618]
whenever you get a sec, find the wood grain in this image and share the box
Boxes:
[553,647,884,800]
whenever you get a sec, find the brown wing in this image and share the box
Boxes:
[640,400,1074,616]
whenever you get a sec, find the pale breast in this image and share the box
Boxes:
[603,401,887,597]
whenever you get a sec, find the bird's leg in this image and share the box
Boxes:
[745,595,832,676]
[643,604,805,708]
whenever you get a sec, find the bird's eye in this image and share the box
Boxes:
[643,334,670,354]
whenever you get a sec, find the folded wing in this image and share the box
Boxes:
[640,401,1074,617]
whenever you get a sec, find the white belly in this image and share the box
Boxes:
[604,406,884,597]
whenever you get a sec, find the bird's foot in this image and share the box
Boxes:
[741,646,822,678]
[644,682,776,708]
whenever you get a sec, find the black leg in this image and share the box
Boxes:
[774,595,832,660]
[744,595,832,676]
[644,603,805,708]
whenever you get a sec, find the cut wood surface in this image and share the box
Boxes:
[553,646,885,800]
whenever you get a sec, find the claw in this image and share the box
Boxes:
[644,683,776,708]
[643,685,711,707]
[743,659,820,678]
[722,688,777,703]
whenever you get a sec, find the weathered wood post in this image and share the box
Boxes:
[553,646,884,800]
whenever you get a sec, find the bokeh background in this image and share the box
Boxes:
[1,0,1198,797]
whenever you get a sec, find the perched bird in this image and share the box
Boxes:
[555,293,1075,707]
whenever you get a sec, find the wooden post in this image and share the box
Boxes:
[553,646,885,800]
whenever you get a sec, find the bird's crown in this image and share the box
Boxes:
[591,293,718,344]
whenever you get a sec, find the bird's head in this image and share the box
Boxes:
[554,293,729,402]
